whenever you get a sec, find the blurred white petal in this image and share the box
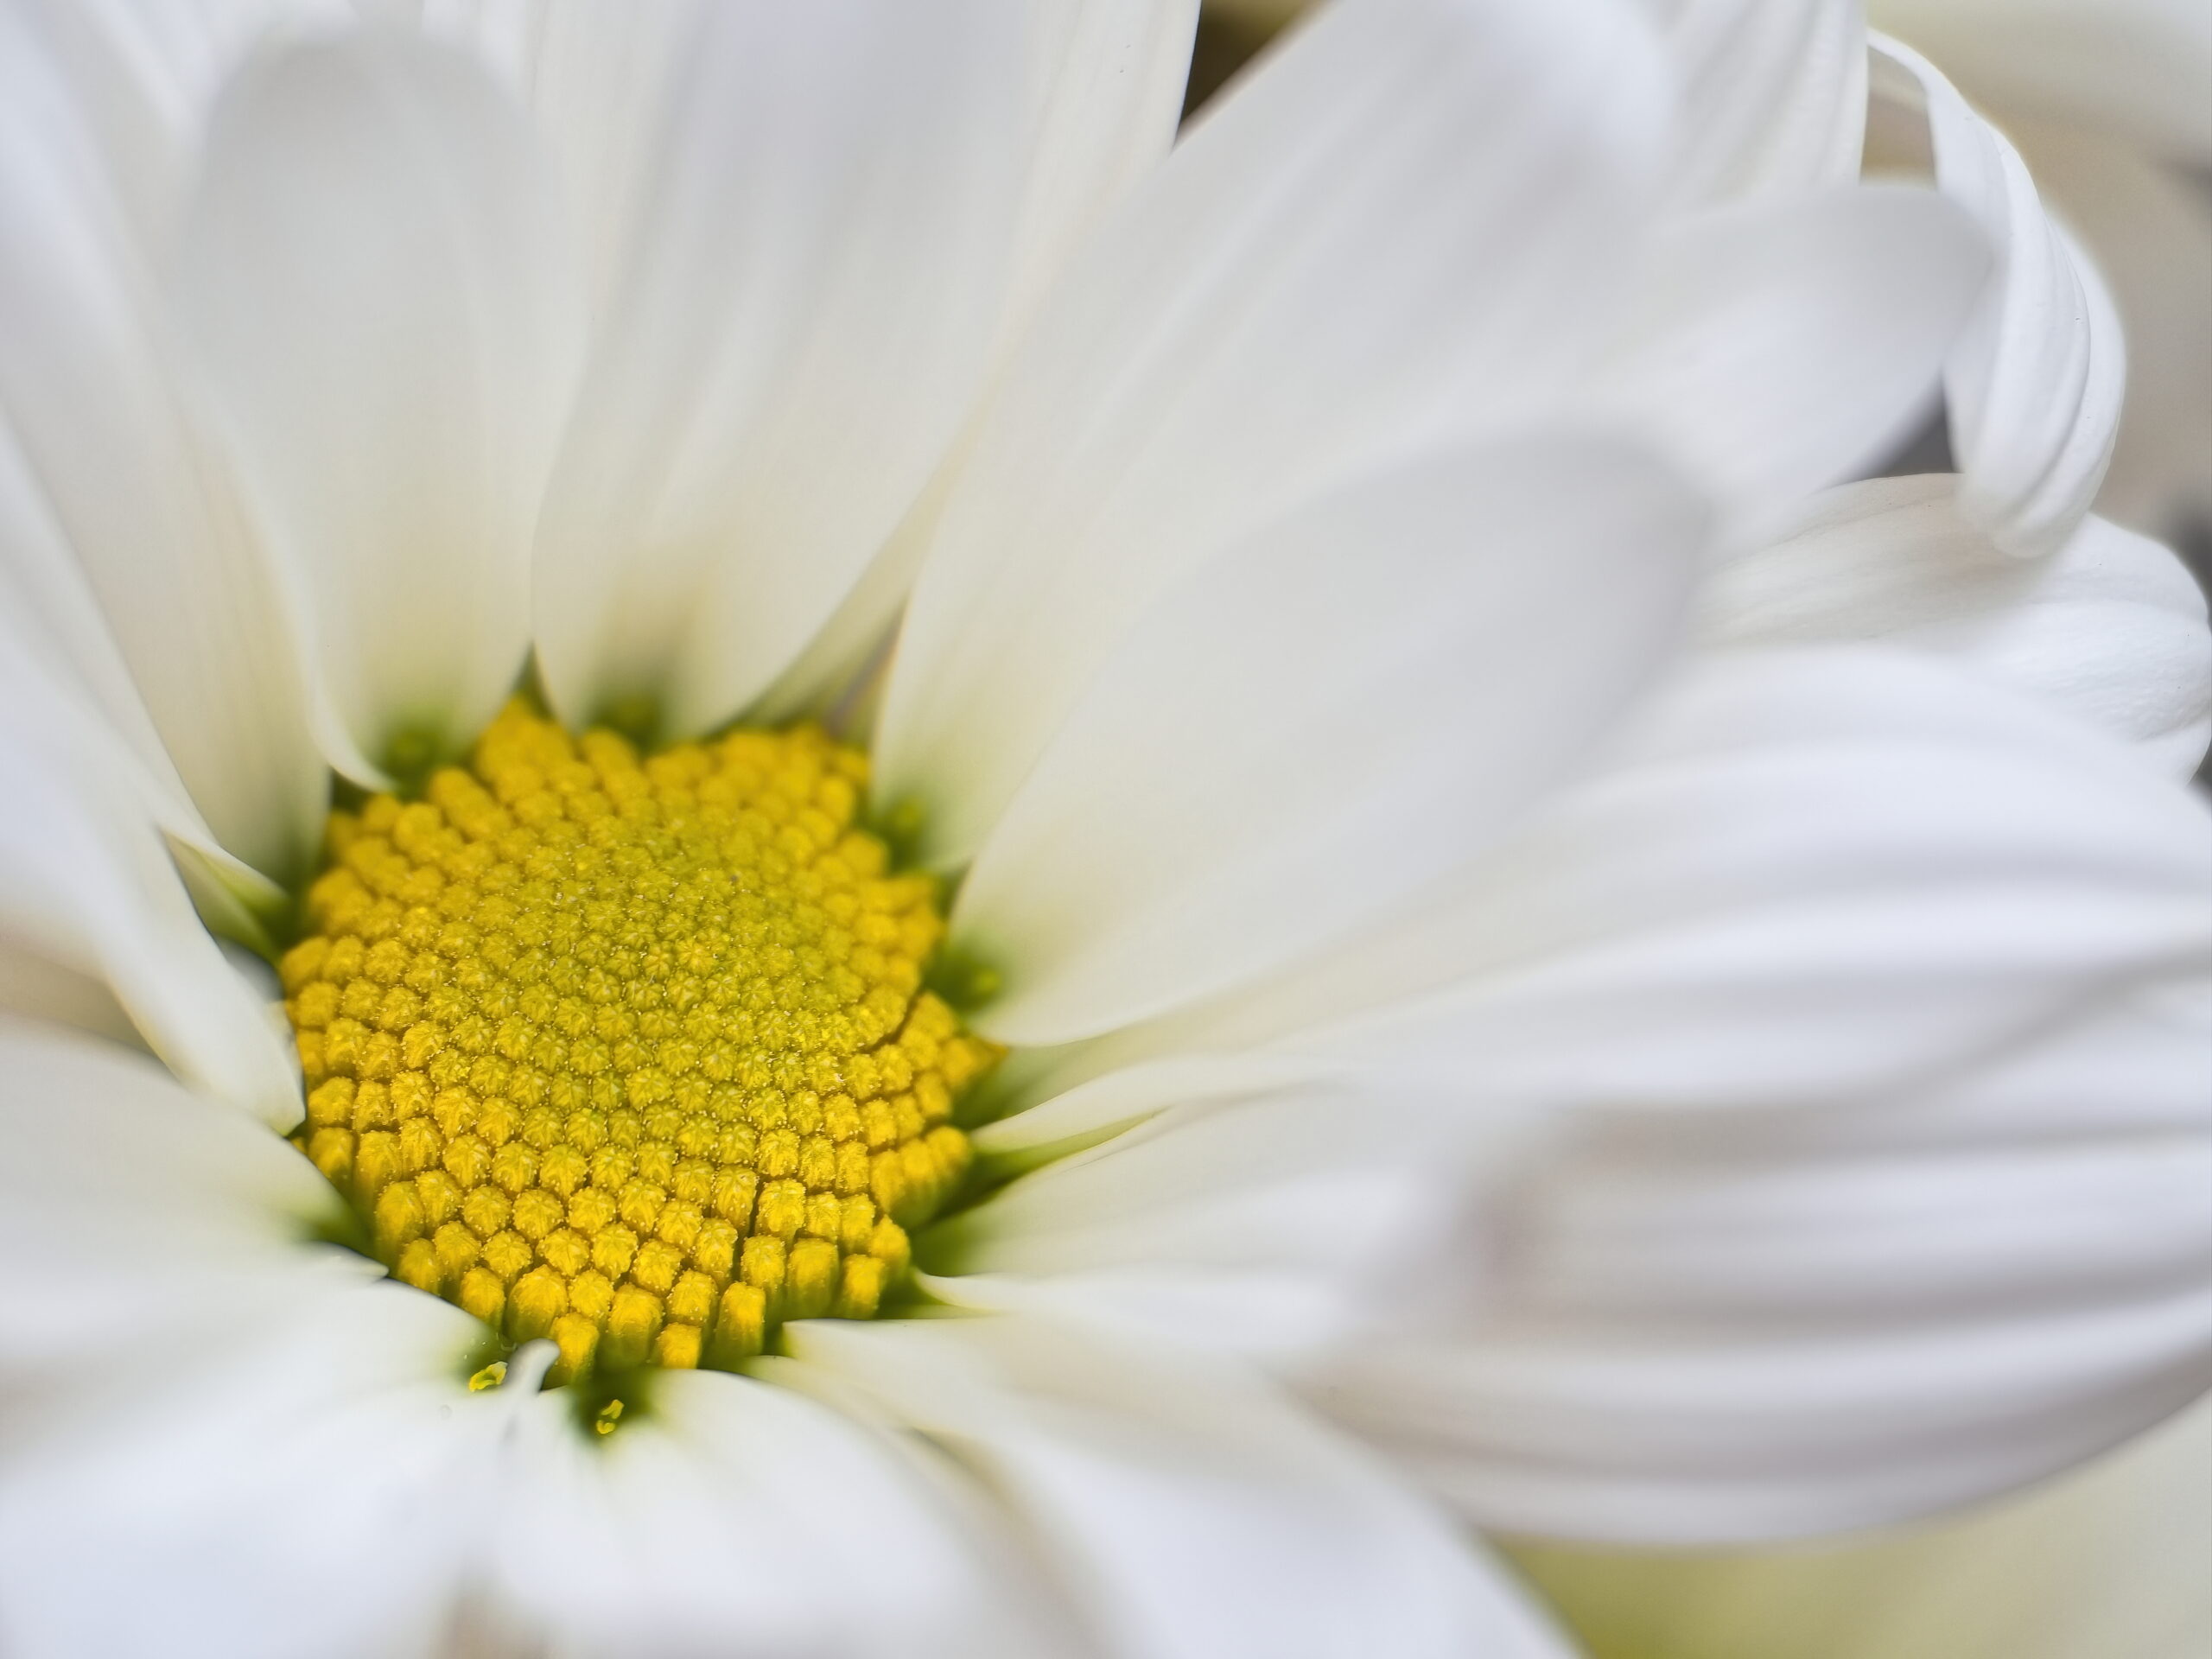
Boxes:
[1706,474,2212,776]
[1514,1391,2212,1659]
[994,646,2211,1135]
[529,0,1094,737]
[1643,0,1867,205]
[873,0,1671,867]
[0,674,302,1128]
[483,1368,1058,1659]
[1307,972,2212,1544]
[778,1316,1575,1659]
[934,1079,1544,1362]
[953,435,1702,1044]
[0,1276,522,1659]
[1592,185,1988,535]
[0,1018,341,1393]
[0,1,326,880]
[178,26,584,778]
[1867,35,2125,558]
[2000,117,2212,541]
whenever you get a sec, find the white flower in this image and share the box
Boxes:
[1869,0,2212,543]
[0,3,2206,1658]
[1511,1390,2212,1659]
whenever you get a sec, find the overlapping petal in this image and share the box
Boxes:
[987,647,2212,1142]
[1705,474,2212,776]
[483,1367,1058,1659]
[950,434,1702,1044]
[1514,1390,2212,1659]
[1866,35,2126,558]
[0,674,302,1128]
[531,0,1173,740]
[1591,185,1988,534]
[1639,0,1866,205]
[177,26,584,781]
[778,1316,1575,1659]
[0,0,325,881]
[873,0,1673,867]
[1311,974,2212,1542]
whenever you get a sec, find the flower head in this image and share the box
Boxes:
[0,1,2206,1656]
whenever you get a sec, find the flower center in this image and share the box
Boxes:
[281,702,990,1385]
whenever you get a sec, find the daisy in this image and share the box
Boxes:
[0,3,2206,1658]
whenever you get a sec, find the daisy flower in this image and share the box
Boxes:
[0,3,2206,1657]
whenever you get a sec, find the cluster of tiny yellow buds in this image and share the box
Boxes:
[283,701,994,1386]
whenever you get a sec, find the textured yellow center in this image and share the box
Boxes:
[282,702,990,1385]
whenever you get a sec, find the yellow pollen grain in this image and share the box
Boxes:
[283,702,993,1384]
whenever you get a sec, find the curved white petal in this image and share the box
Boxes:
[0,0,336,254]
[744,0,1205,723]
[178,26,583,779]
[1706,474,2212,776]
[0,1274,523,1659]
[777,1317,1575,1659]
[1514,1390,2212,1659]
[873,0,1672,867]
[0,0,325,880]
[483,1366,1060,1659]
[1869,0,2212,163]
[2002,118,2212,541]
[531,0,1103,739]
[1311,973,2212,1544]
[986,645,2212,1140]
[0,672,303,1128]
[950,435,1703,1045]
[0,415,283,918]
[931,1078,1548,1362]
[1592,184,1990,536]
[1867,35,2126,558]
[1643,0,1867,206]
[0,1018,340,1392]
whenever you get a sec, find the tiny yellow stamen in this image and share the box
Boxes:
[467,1359,507,1392]
[594,1398,625,1436]
[284,702,995,1393]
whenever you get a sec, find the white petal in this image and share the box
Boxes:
[178,26,583,778]
[530,0,1092,738]
[1514,1391,2212,1659]
[931,1078,1548,1362]
[0,413,264,886]
[950,435,1702,1045]
[777,1316,1575,1659]
[0,0,328,255]
[1868,0,2212,162]
[482,1367,1058,1659]
[990,646,2212,1136]
[873,0,1672,867]
[0,2,326,880]
[746,0,1205,722]
[0,1017,340,1393]
[1868,35,2126,558]
[1705,474,2212,776]
[1310,974,2212,1543]
[2002,117,2212,540]
[1592,185,1989,536]
[0,674,303,1128]
[1644,0,1867,205]
[0,1274,522,1659]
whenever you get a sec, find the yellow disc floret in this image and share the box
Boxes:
[282,702,991,1384]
